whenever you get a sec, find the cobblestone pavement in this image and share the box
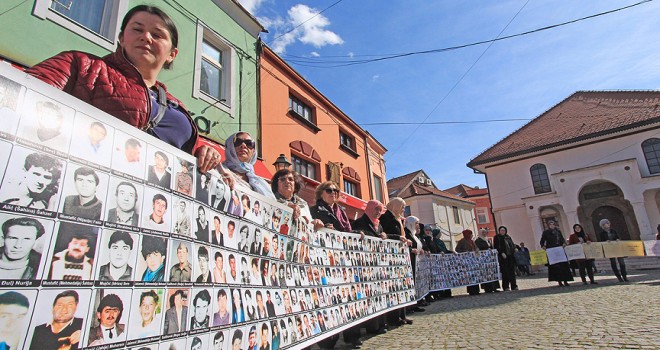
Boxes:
[320,269,660,350]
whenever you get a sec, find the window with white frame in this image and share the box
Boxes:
[33,0,127,50]
[289,95,314,123]
[642,138,660,174]
[193,23,234,113]
[291,154,317,181]
[343,179,359,197]
[476,207,489,224]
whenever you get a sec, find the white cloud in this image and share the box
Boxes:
[347,52,354,58]
[271,4,343,53]
[237,0,266,14]
[310,51,320,57]
[372,74,380,82]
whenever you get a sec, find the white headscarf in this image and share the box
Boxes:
[404,216,419,235]
[222,133,275,199]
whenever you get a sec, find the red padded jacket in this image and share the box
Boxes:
[26,48,200,154]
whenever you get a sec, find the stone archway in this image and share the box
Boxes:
[576,181,640,240]
[590,206,630,240]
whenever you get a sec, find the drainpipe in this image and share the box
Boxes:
[363,134,373,200]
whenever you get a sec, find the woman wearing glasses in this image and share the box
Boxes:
[221,132,275,198]
[310,181,351,232]
[271,169,324,230]
[310,181,362,349]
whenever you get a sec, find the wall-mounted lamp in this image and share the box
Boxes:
[273,154,292,171]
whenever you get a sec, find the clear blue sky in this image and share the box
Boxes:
[239,0,660,190]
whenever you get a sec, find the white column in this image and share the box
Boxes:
[527,214,545,249]
[631,201,654,240]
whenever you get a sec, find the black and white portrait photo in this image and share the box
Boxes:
[17,91,74,155]
[141,187,172,233]
[95,230,138,282]
[58,164,108,222]
[0,147,64,212]
[209,175,230,212]
[146,146,173,190]
[0,213,54,280]
[0,76,24,140]
[68,113,114,168]
[111,131,146,179]
[193,244,212,283]
[173,196,193,238]
[105,177,143,228]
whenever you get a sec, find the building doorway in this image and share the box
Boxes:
[590,206,630,240]
[577,181,640,240]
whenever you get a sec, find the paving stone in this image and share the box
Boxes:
[312,269,660,350]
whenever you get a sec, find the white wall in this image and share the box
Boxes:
[485,129,660,245]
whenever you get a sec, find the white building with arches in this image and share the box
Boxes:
[468,91,660,248]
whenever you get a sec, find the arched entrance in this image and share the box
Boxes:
[590,206,630,240]
[576,181,640,240]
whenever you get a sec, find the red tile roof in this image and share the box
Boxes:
[468,91,660,167]
[387,171,473,204]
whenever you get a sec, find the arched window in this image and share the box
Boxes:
[642,138,660,174]
[530,164,551,194]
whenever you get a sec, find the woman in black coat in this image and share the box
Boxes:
[540,220,573,286]
[493,225,519,291]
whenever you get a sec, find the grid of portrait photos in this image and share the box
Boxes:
[414,250,500,300]
[0,66,416,350]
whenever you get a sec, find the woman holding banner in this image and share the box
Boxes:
[568,224,597,285]
[380,197,414,326]
[310,181,361,349]
[540,220,574,287]
[598,219,628,282]
[26,5,221,173]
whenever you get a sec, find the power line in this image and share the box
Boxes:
[281,0,653,68]
[385,0,531,162]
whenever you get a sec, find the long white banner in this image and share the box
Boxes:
[0,65,416,350]
[414,250,500,300]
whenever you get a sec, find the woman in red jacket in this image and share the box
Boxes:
[26,5,220,173]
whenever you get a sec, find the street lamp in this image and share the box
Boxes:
[273,154,292,171]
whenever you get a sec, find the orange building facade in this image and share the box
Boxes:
[258,44,388,219]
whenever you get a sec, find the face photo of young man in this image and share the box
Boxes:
[146,146,173,190]
[127,289,164,340]
[0,213,54,281]
[46,222,98,281]
[169,241,192,283]
[17,91,74,155]
[0,147,64,211]
[26,289,91,350]
[141,188,172,233]
[173,196,193,238]
[0,290,37,350]
[85,289,132,347]
[95,230,137,282]
[59,164,108,222]
[111,131,146,179]
[68,113,113,168]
